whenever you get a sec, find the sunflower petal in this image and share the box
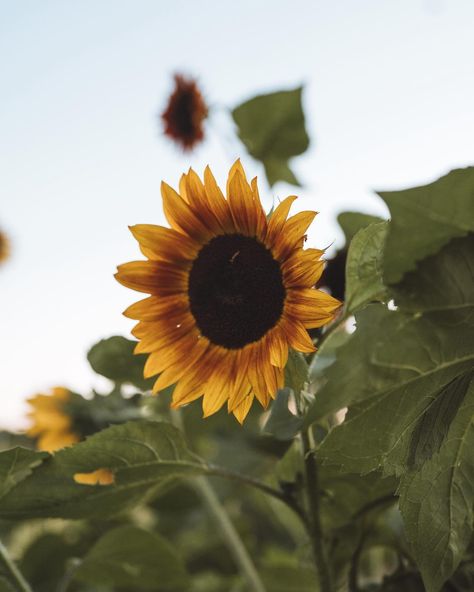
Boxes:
[129,224,199,262]
[161,181,211,241]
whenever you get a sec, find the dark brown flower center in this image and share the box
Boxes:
[188,234,286,349]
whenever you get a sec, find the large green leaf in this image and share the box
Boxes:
[232,87,309,186]
[379,167,474,284]
[87,335,154,391]
[344,221,388,313]
[399,377,474,592]
[75,525,189,590]
[310,234,474,471]
[0,421,206,519]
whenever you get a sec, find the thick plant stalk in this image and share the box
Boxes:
[0,540,33,592]
[301,429,333,592]
[170,409,266,592]
[194,476,267,592]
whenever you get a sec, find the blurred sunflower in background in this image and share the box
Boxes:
[26,387,113,485]
[27,387,79,452]
[116,161,341,423]
[161,73,208,151]
[0,229,10,265]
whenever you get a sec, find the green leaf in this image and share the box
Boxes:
[318,306,474,475]
[310,234,474,472]
[284,349,309,395]
[0,420,206,519]
[379,167,474,284]
[75,525,189,590]
[0,448,47,498]
[407,370,473,470]
[232,87,309,186]
[87,336,154,391]
[392,233,474,316]
[263,388,302,441]
[337,211,385,244]
[345,221,388,313]
[399,377,474,592]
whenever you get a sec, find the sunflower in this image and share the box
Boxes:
[26,388,113,485]
[161,74,208,151]
[115,161,341,423]
[26,387,80,452]
[0,230,10,265]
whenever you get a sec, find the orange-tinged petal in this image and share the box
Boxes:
[267,326,289,368]
[161,181,211,241]
[273,211,317,260]
[123,294,189,321]
[227,168,258,236]
[282,248,325,288]
[129,224,199,262]
[203,166,234,232]
[265,195,297,248]
[232,393,254,424]
[280,316,316,353]
[115,261,189,295]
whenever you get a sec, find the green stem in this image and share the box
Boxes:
[0,540,33,592]
[206,464,307,524]
[301,429,333,592]
[170,410,266,592]
[193,476,266,592]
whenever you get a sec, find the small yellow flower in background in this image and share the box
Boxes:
[116,161,341,423]
[27,387,79,452]
[161,74,208,151]
[0,230,10,265]
[27,387,114,486]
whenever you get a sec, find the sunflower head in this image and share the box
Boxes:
[0,230,10,265]
[26,387,80,452]
[116,161,341,423]
[161,74,208,151]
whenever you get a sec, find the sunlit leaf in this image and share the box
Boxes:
[345,221,388,314]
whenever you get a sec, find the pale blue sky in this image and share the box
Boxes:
[1,0,473,428]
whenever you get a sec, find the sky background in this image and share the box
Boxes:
[1,0,473,429]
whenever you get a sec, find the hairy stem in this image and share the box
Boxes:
[193,476,267,592]
[301,429,333,592]
[0,540,33,592]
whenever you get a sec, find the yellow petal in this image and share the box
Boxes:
[129,224,199,262]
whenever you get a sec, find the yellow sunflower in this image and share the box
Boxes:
[26,387,114,485]
[115,161,341,423]
[26,387,80,452]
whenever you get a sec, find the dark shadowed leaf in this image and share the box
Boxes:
[399,378,474,592]
[75,525,188,590]
[232,87,309,186]
[263,388,302,441]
